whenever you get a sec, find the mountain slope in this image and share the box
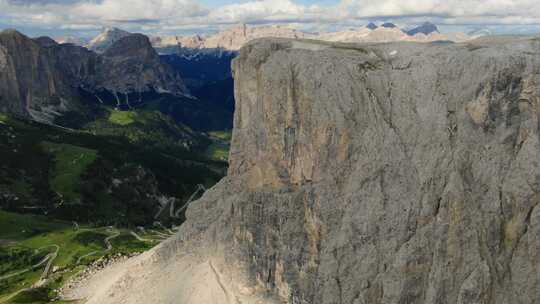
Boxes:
[72,36,540,304]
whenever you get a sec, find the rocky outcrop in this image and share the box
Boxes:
[0,30,187,122]
[70,36,540,304]
[95,33,187,95]
[215,36,540,304]
[87,27,131,53]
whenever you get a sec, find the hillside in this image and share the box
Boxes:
[0,111,226,227]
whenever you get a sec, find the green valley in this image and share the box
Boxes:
[0,108,232,303]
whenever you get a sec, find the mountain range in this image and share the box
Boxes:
[149,22,478,54]
[55,22,483,57]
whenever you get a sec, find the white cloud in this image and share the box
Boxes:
[1,0,540,34]
[340,0,540,22]
[207,0,323,23]
[72,0,206,23]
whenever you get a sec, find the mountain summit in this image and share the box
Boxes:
[381,22,397,28]
[87,27,131,53]
[366,22,378,30]
[406,22,440,36]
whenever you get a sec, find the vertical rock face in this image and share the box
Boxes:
[96,33,187,94]
[71,37,540,304]
[181,37,540,304]
[0,29,75,121]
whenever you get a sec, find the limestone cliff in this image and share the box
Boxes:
[0,29,76,122]
[71,37,540,304]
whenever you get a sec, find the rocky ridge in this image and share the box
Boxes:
[71,36,540,304]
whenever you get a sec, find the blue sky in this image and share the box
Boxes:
[1,0,540,37]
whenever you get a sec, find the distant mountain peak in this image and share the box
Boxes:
[33,36,58,47]
[381,22,397,28]
[87,27,131,53]
[0,29,26,39]
[405,22,440,36]
[103,33,154,57]
[366,22,378,30]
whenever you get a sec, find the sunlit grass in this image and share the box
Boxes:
[108,110,138,126]
[0,113,7,125]
[207,130,232,141]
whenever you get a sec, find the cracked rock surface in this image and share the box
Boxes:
[75,36,540,304]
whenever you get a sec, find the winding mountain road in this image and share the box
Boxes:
[0,245,59,282]
[76,229,121,265]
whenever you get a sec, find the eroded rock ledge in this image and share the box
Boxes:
[80,37,540,304]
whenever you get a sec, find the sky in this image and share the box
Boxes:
[1,0,540,38]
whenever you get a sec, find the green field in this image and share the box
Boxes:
[108,110,138,126]
[0,210,166,304]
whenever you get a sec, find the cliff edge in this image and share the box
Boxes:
[69,36,540,304]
